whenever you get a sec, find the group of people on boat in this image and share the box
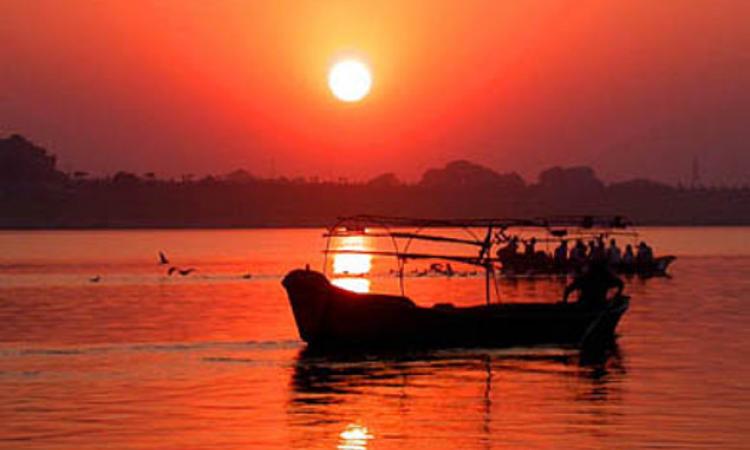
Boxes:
[497,235,630,306]
[497,234,662,276]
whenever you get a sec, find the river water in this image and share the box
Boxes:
[0,228,748,449]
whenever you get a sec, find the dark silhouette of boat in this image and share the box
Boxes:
[282,215,633,350]
[282,268,628,349]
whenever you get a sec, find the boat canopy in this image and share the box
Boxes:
[322,214,637,304]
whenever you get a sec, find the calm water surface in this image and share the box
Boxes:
[0,228,749,449]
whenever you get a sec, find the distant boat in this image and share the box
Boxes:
[499,249,676,278]
[491,216,676,278]
[282,215,632,350]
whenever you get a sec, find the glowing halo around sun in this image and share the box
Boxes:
[328,59,372,102]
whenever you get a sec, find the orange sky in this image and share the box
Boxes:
[1,1,749,184]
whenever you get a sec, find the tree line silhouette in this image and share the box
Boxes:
[2,134,749,228]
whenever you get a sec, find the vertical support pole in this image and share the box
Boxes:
[398,258,405,296]
[483,225,493,305]
[322,227,332,275]
[485,266,491,305]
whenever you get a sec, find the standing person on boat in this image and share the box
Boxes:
[554,240,569,269]
[524,237,537,257]
[523,237,541,273]
[570,239,587,269]
[562,262,624,307]
[497,236,519,262]
[607,239,622,267]
[622,244,635,272]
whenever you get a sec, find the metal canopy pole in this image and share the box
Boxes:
[483,225,493,305]
[485,265,491,305]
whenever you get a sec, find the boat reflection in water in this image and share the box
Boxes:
[330,235,373,294]
[289,345,625,449]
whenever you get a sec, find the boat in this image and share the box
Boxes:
[499,243,676,278]
[283,268,628,349]
[493,216,676,277]
[282,215,632,350]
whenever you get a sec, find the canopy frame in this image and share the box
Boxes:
[322,214,632,305]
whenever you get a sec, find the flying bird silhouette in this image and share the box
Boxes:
[168,266,195,276]
[158,251,169,265]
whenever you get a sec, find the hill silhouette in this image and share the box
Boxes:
[1,134,749,228]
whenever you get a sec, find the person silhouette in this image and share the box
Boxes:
[607,239,622,267]
[562,262,624,307]
[554,240,569,268]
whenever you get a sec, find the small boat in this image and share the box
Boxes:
[283,268,629,349]
[495,217,676,278]
[282,215,632,350]
[499,254,676,278]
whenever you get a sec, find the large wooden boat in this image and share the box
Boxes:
[282,215,635,349]
[282,268,629,349]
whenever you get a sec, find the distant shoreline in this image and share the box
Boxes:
[4,134,750,230]
[2,222,750,231]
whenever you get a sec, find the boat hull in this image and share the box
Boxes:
[282,269,629,349]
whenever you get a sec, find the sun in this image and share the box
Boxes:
[328,59,372,102]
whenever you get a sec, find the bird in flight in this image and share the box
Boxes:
[167,267,196,276]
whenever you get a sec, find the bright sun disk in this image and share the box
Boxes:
[328,59,372,102]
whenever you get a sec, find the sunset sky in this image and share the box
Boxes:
[1,1,748,184]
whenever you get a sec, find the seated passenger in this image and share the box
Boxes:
[597,237,607,258]
[622,244,635,271]
[607,238,622,267]
[588,237,606,263]
[569,239,587,268]
[562,262,624,307]
[636,241,653,266]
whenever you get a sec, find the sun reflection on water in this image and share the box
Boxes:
[331,277,372,293]
[337,423,374,450]
[331,235,373,293]
[332,236,372,276]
